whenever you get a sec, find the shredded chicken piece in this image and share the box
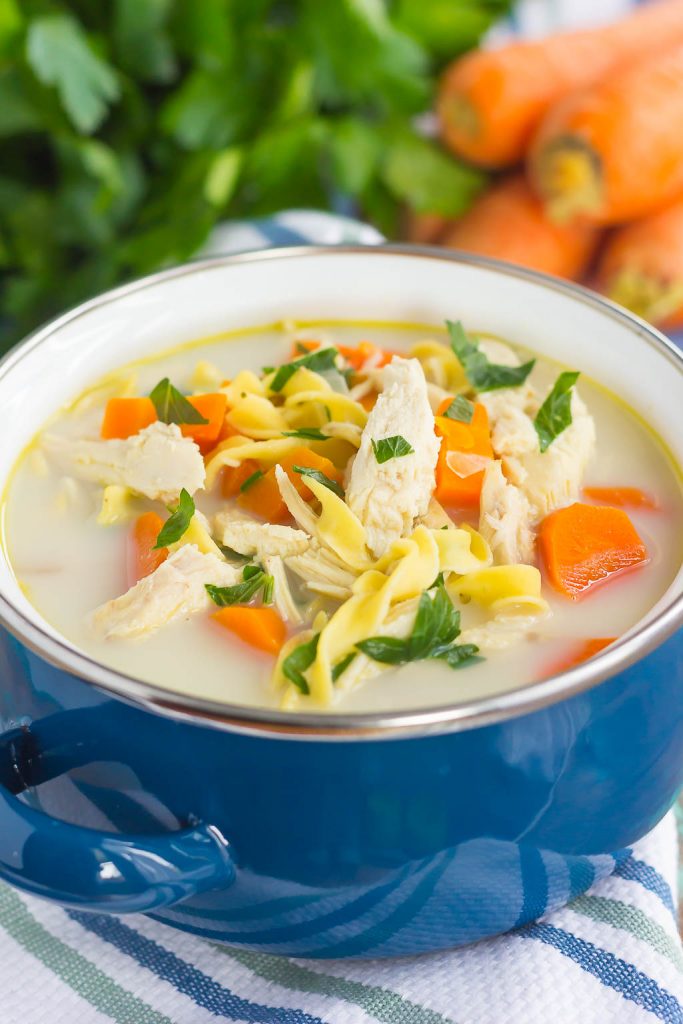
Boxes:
[504,391,596,518]
[44,422,205,503]
[286,545,357,600]
[93,545,238,639]
[345,357,440,557]
[479,461,535,565]
[490,405,539,460]
[262,554,303,625]
[214,513,309,558]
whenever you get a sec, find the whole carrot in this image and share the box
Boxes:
[437,0,683,169]
[529,45,683,225]
[441,176,599,279]
[596,198,683,327]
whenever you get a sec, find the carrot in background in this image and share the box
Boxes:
[212,606,286,655]
[596,198,683,328]
[441,176,599,279]
[437,0,683,169]
[128,511,167,584]
[529,44,683,225]
[583,486,659,510]
[403,210,450,245]
[539,502,649,599]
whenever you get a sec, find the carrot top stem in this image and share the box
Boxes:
[607,268,683,325]
[536,138,603,222]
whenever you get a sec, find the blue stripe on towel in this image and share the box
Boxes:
[68,911,325,1024]
[615,858,677,918]
[515,847,548,927]
[521,923,683,1023]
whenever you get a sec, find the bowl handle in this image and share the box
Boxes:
[0,726,236,912]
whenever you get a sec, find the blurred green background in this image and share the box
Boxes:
[0,0,510,351]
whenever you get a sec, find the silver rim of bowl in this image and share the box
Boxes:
[0,245,681,740]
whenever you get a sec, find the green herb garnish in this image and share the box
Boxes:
[357,585,481,671]
[262,575,274,606]
[239,469,264,493]
[282,428,329,441]
[447,321,535,393]
[371,435,414,464]
[533,371,580,453]
[292,466,344,498]
[332,652,357,683]
[205,564,271,607]
[154,489,194,548]
[270,348,339,392]
[443,395,474,423]
[282,633,320,695]
[219,545,249,563]
[149,378,209,425]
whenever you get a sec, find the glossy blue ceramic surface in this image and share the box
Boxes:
[0,625,680,958]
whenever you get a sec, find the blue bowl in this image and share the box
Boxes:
[0,247,681,958]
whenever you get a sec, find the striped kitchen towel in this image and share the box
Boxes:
[0,811,679,1024]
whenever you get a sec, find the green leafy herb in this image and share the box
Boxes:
[332,651,357,683]
[443,395,474,423]
[533,371,580,453]
[282,634,320,695]
[219,545,249,564]
[0,5,508,355]
[154,489,194,548]
[270,347,338,393]
[239,469,264,493]
[371,435,415,464]
[205,564,268,607]
[262,575,274,606]
[149,378,209,425]
[293,466,344,499]
[282,428,329,441]
[447,321,535,393]
[357,585,480,671]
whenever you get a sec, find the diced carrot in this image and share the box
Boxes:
[289,340,320,359]
[529,44,683,224]
[180,393,228,451]
[360,391,378,411]
[434,400,493,508]
[101,397,156,440]
[544,637,617,677]
[583,486,659,510]
[237,467,288,522]
[278,447,344,501]
[442,176,599,280]
[539,502,648,599]
[212,606,287,656]
[221,459,260,499]
[437,0,683,169]
[128,511,167,585]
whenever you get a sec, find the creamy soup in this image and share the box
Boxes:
[2,321,682,713]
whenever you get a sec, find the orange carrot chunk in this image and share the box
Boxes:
[434,400,493,508]
[278,447,344,501]
[101,397,156,440]
[529,44,683,225]
[583,486,659,510]
[180,393,228,449]
[128,511,167,584]
[539,502,648,599]
[212,606,287,656]
[237,467,288,522]
[437,0,683,169]
[596,197,683,329]
[544,637,618,677]
[221,459,260,499]
[289,340,320,359]
[442,176,599,280]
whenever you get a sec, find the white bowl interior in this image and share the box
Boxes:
[1,248,682,659]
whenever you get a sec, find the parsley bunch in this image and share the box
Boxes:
[0,0,510,351]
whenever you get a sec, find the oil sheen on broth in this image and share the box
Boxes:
[3,322,682,713]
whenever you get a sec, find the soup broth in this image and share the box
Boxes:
[3,321,682,713]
